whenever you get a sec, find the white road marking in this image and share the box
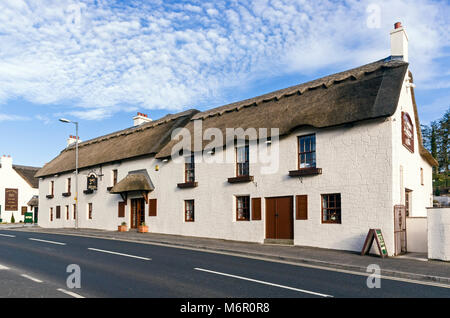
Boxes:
[0,264,10,270]
[20,274,43,283]
[194,267,333,298]
[0,233,16,237]
[88,248,151,261]
[57,288,85,298]
[28,238,66,246]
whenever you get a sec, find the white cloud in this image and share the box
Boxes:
[0,113,30,122]
[0,0,448,120]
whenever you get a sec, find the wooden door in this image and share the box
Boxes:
[265,196,293,240]
[131,198,145,228]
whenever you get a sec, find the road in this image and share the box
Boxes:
[0,229,449,298]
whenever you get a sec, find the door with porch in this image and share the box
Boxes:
[265,196,293,242]
[131,198,146,229]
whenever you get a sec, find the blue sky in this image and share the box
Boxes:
[0,0,449,167]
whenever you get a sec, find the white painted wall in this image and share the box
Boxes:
[0,156,38,223]
[427,208,450,261]
[406,217,427,253]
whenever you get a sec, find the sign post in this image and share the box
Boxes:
[361,229,388,258]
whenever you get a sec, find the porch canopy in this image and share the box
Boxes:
[110,169,154,202]
[27,195,39,207]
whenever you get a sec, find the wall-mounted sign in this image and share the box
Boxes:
[5,188,18,211]
[87,173,98,191]
[401,111,414,153]
[361,229,388,258]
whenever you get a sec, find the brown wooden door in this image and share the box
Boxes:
[131,198,145,228]
[265,196,293,240]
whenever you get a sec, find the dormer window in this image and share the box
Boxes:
[185,153,195,182]
[236,144,249,176]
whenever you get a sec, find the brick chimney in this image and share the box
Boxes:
[133,112,152,126]
[1,155,13,169]
[390,22,408,62]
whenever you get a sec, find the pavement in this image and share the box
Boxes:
[3,224,450,286]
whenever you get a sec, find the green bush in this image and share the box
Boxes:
[10,214,15,223]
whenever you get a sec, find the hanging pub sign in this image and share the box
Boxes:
[401,111,414,153]
[361,229,388,258]
[5,188,18,211]
[87,173,98,191]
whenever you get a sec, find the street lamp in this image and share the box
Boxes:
[59,118,79,230]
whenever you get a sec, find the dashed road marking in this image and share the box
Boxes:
[57,288,85,298]
[0,233,16,238]
[194,267,333,298]
[88,248,151,261]
[0,264,10,270]
[20,274,43,283]
[28,238,66,245]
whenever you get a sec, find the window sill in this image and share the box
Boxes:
[228,175,254,183]
[289,168,322,177]
[62,192,71,197]
[177,181,198,189]
[83,189,94,194]
[46,195,54,199]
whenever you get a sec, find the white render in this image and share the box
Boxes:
[0,156,38,223]
[427,208,450,261]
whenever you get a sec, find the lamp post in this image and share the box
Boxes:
[59,118,79,230]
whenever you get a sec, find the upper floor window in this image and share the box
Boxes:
[236,144,249,177]
[185,153,195,182]
[321,193,341,224]
[50,181,54,196]
[298,134,316,169]
[112,169,118,186]
[88,203,93,220]
[67,178,71,193]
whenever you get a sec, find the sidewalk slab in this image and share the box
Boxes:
[5,227,450,286]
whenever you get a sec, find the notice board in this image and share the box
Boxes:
[5,188,18,211]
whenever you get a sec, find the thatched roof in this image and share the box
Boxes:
[35,110,198,178]
[156,58,436,166]
[27,195,39,207]
[110,170,154,193]
[7,165,40,188]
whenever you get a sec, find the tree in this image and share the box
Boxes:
[10,214,15,224]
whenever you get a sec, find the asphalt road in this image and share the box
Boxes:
[0,229,449,298]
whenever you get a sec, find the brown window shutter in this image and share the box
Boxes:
[56,206,61,219]
[149,199,157,216]
[296,195,308,220]
[251,198,261,220]
[118,202,125,218]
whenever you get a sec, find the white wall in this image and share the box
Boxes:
[0,157,38,223]
[406,217,427,253]
[427,208,450,261]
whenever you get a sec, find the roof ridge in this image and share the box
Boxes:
[193,59,407,121]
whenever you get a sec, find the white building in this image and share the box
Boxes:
[0,155,40,223]
[35,23,436,256]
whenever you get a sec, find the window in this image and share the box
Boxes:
[50,181,54,196]
[50,207,53,221]
[405,190,412,217]
[113,169,118,186]
[236,144,249,176]
[185,153,195,182]
[149,199,157,216]
[298,134,316,169]
[321,194,341,224]
[56,206,61,219]
[236,196,250,221]
[73,204,76,220]
[118,202,125,218]
[88,203,93,219]
[185,200,195,222]
[420,168,424,186]
[65,205,69,220]
[67,178,71,193]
